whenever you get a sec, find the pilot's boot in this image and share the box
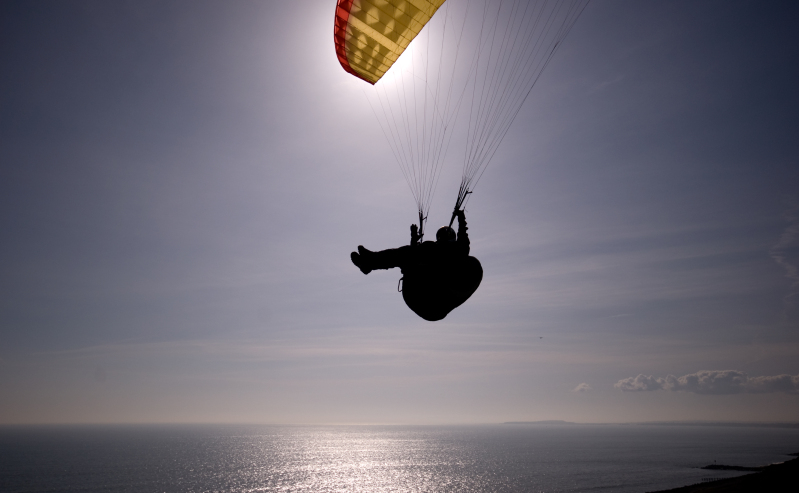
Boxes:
[351,246,405,274]
[350,250,372,275]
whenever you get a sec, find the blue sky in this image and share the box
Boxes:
[1,0,798,424]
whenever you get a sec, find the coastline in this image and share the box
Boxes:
[648,455,798,492]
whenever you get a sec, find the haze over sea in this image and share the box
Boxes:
[1,423,796,493]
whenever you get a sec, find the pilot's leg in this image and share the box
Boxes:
[351,245,411,274]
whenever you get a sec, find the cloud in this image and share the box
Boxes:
[661,370,749,394]
[614,374,665,392]
[573,383,591,392]
[615,370,799,394]
[746,374,799,393]
[770,201,799,301]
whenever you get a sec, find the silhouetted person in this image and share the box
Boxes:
[351,209,482,321]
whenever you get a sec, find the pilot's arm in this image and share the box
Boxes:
[410,224,421,246]
[455,210,470,253]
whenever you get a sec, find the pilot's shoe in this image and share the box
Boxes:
[350,251,372,275]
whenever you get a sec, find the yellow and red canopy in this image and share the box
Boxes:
[334,0,446,84]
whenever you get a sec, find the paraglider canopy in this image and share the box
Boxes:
[334,0,446,84]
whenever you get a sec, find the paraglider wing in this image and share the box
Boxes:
[334,0,447,84]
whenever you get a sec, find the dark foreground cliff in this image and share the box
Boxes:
[649,455,798,492]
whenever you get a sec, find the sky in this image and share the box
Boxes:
[1,0,798,425]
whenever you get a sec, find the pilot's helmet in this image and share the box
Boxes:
[436,226,456,242]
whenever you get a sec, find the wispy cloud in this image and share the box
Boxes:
[615,370,799,394]
[770,201,799,303]
[573,383,591,392]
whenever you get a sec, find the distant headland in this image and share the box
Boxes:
[502,420,799,428]
[503,420,577,425]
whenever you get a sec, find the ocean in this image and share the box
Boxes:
[0,423,796,492]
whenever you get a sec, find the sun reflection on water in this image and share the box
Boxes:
[248,427,476,492]
[3,424,797,492]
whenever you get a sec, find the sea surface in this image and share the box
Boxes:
[0,423,797,493]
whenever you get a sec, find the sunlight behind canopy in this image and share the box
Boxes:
[334,0,447,84]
